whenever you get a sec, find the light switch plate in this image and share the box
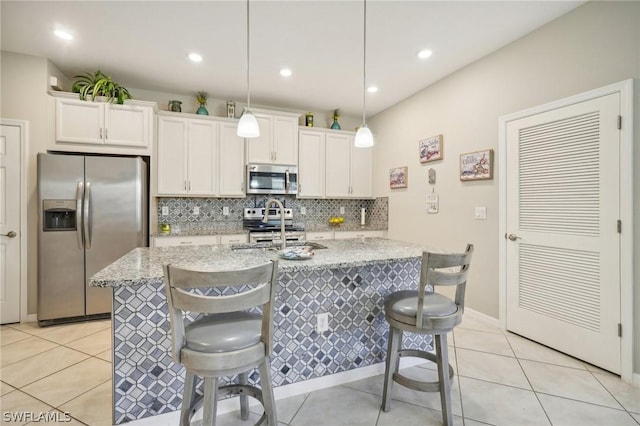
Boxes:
[193,206,200,215]
[161,206,169,216]
[475,207,487,220]
[223,206,229,216]
[300,206,307,215]
[340,206,345,214]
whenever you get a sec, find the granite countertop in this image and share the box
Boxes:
[151,223,386,238]
[90,238,430,288]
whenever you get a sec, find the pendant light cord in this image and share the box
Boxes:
[362,0,367,126]
[246,0,251,109]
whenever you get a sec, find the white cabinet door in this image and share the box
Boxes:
[105,104,151,148]
[157,116,188,195]
[325,133,351,197]
[219,122,246,197]
[246,115,273,163]
[298,130,324,198]
[56,99,103,144]
[273,116,298,164]
[219,234,248,244]
[350,144,373,198]
[152,235,218,247]
[187,120,217,195]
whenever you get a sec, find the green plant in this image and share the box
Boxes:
[196,91,208,106]
[71,70,132,104]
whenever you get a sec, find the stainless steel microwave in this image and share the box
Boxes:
[246,163,298,195]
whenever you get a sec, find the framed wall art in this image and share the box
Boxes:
[419,134,443,163]
[389,166,408,189]
[460,149,493,181]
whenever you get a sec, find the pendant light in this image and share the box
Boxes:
[354,0,374,148]
[237,0,260,138]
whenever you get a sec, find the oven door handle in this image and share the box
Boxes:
[285,169,290,193]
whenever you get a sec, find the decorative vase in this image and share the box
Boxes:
[330,117,341,130]
[169,100,182,112]
[305,113,314,127]
[196,104,209,115]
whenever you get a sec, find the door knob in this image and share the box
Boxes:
[507,233,521,241]
[1,231,17,238]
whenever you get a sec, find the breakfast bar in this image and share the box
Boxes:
[90,238,433,424]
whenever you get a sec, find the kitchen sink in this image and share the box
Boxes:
[231,241,327,252]
[286,241,327,249]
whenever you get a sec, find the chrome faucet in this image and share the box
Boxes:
[263,198,287,249]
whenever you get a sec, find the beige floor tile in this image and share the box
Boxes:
[290,385,381,426]
[60,380,113,426]
[95,349,112,362]
[0,346,90,388]
[592,371,640,414]
[505,332,587,370]
[21,357,111,407]
[1,380,16,396]
[632,413,640,423]
[36,320,111,345]
[538,393,638,426]
[458,310,504,335]
[0,389,55,423]
[459,376,550,425]
[377,398,464,426]
[65,328,111,355]
[519,359,622,409]
[24,410,86,426]
[456,347,530,390]
[0,336,58,367]
[250,393,308,424]
[453,328,514,357]
[0,327,32,347]
[4,322,45,336]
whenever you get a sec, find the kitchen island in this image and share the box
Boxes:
[91,238,433,424]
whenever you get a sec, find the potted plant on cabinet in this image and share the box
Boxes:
[71,70,132,104]
[196,91,209,115]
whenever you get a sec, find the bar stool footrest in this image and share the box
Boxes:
[187,384,268,426]
[393,349,454,393]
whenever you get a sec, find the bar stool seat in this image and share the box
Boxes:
[163,261,279,426]
[382,245,473,426]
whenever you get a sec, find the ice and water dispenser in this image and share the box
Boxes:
[42,200,77,231]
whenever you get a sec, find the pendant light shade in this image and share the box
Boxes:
[237,0,260,138]
[237,108,260,138]
[354,125,374,148]
[355,0,373,148]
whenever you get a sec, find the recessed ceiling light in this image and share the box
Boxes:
[280,68,292,77]
[188,52,203,63]
[54,30,73,41]
[417,49,433,59]
[367,86,378,93]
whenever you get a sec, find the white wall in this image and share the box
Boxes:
[369,1,640,373]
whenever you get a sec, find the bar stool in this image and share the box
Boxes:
[163,260,279,426]
[382,245,473,426]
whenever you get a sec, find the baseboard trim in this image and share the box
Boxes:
[125,357,425,425]
[26,313,37,323]
[633,372,640,388]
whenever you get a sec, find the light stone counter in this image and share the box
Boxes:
[92,238,433,424]
[91,238,427,288]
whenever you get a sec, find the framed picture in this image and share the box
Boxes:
[460,149,494,181]
[389,166,408,189]
[419,134,443,163]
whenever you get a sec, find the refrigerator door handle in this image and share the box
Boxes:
[84,181,92,249]
[76,181,84,249]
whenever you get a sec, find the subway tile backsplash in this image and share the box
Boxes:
[156,196,388,234]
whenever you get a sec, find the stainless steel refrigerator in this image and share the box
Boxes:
[37,153,148,325]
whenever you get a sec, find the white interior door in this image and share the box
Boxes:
[505,93,621,373]
[0,124,21,324]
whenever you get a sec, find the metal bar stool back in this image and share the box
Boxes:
[163,260,279,426]
[382,245,473,426]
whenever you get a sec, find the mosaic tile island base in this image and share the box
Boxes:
[90,238,436,424]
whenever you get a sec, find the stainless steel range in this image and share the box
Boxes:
[243,207,305,244]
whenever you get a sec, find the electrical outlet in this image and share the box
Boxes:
[300,206,307,215]
[339,206,345,214]
[475,207,487,220]
[317,312,329,333]
[223,206,230,216]
[161,206,169,216]
[193,206,200,215]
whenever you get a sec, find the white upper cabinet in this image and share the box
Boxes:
[55,96,153,153]
[300,128,373,199]
[298,129,325,198]
[156,113,244,197]
[245,109,299,165]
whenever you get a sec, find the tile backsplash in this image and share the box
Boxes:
[156,196,388,234]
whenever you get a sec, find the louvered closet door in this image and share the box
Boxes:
[506,93,620,373]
